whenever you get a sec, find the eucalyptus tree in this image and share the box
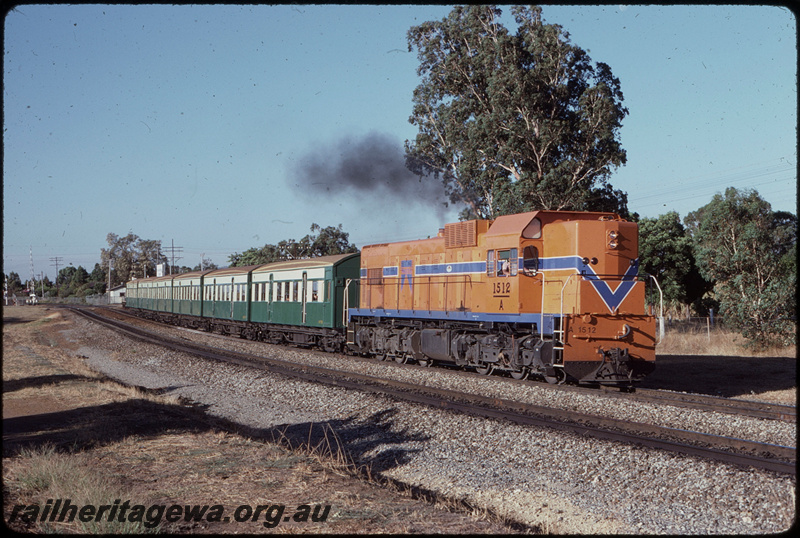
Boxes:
[228,224,357,267]
[405,5,629,219]
[638,212,710,313]
[685,188,796,346]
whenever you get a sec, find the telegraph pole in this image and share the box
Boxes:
[29,246,35,291]
[108,258,113,294]
[50,256,63,294]
[162,239,183,275]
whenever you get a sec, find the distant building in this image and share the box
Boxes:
[109,284,126,305]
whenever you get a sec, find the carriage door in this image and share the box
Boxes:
[301,272,308,324]
[230,277,235,318]
[268,274,274,322]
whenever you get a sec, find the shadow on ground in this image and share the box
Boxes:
[3,395,428,478]
[639,354,796,397]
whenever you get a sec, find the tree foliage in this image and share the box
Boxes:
[3,272,24,295]
[228,224,358,267]
[405,5,629,219]
[100,233,170,285]
[638,212,710,312]
[54,264,107,297]
[685,188,796,346]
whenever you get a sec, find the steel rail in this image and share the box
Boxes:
[107,305,795,424]
[71,306,795,475]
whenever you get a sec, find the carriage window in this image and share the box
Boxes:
[311,281,319,302]
[522,246,539,276]
[486,250,495,277]
[496,249,518,277]
[292,281,299,302]
[275,282,282,302]
[284,282,291,302]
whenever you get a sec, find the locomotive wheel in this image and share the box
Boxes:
[417,357,432,367]
[510,367,529,381]
[376,353,388,361]
[475,362,494,375]
[394,353,409,364]
[544,369,566,384]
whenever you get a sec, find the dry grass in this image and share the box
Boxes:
[3,305,523,534]
[5,443,159,533]
[658,326,796,357]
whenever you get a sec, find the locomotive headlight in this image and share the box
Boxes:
[607,230,620,249]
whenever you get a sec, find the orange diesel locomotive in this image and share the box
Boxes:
[347,211,658,386]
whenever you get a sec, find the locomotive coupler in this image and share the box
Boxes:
[591,346,633,382]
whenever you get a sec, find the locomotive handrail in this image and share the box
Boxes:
[343,278,359,326]
[646,273,665,344]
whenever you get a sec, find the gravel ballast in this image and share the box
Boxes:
[70,311,795,534]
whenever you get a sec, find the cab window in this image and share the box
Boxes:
[496,249,518,277]
[522,246,539,276]
[522,218,541,239]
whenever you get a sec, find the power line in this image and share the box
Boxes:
[629,158,796,210]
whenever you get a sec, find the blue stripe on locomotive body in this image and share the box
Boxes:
[348,307,558,335]
[382,256,635,276]
[377,255,640,315]
[414,261,486,276]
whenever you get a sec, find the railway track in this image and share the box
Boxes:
[104,305,794,424]
[70,306,796,475]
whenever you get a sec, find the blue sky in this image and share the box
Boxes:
[3,4,796,281]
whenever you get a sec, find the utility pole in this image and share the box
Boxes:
[162,239,183,275]
[29,246,35,292]
[108,258,113,294]
[50,256,63,294]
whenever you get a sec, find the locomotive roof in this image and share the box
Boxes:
[485,210,622,237]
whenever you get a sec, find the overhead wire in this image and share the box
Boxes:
[629,157,796,210]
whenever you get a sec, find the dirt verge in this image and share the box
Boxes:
[3,306,523,534]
